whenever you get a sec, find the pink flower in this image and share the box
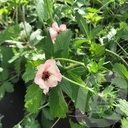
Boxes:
[34,59,62,94]
[49,22,67,43]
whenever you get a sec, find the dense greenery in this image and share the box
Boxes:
[0,0,128,127]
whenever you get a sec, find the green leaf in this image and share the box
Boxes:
[36,0,53,22]
[54,29,72,58]
[68,66,86,76]
[20,22,32,38]
[0,46,14,68]
[42,32,54,59]
[91,25,103,38]
[112,77,127,88]
[65,0,74,4]
[113,63,128,79]
[0,86,5,100]
[13,124,23,128]
[42,108,54,120]
[75,12,90,40]
[121,118,128,128]
[118,99,128,116]
[69,119,89,128]
[0,68,9,81]
[25,84,43,113]
[49,85,68,118]
[22,61,36,83]
[0,24,20,45]
[0,67,3,72]
[3,81,14,93]
[60,77,88,112]
[41,109,53,128]
[90,43,105,58]
[23,117,40,128]
[29,29,44,46]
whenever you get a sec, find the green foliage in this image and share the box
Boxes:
[69,119,89,128]
[0,25,21,45]
[42,32,54,59]
[23,117,40,128]
[54,29,72,58]
[121,118,128,128]
[36,0,53,22]
[49,85,68,118]
[25,84,43,113]
[118,99,128,117]
[113,63,128,79]
[89,43,105,58]
[22,61,36,83]
[75,12,90,41]
[0,0,128,127]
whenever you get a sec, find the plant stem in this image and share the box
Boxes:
[51,118,60,128]
[62,75,94,93]
[65,63,81,69]
[106,49,128,67]
[17,103,49,125]
[55,58,85,66]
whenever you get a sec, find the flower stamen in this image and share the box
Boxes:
[42,71,50,81]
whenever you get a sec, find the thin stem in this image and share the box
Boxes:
[116,40,128,56]
[15,7,18,23]
[55,58,85,66]
[65,63,81,69]
[106,49,128,67]
[62,75,94,93]
[51,118,60,128]
[17,103,49,125]
[38,103,49,110]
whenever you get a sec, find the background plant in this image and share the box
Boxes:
[0,0,128,128]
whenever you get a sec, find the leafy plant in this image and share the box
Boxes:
[0,0,128,128]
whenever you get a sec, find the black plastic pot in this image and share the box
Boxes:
[0,81,26,128]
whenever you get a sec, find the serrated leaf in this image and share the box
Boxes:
[69,119,89,128]
[0,46,14,68]
[42,32,54,59]
[36,0,53,22]
[20,22,32,38]
[60,77,88,112]
[14,58,22,75]
[22,61,36,83]
[75,12,90,40]
[118,99,128,116]
[42,108,54,120]
[23,117,40,128]
[91,25,103,38]
[121,118,128,128]
[113,63,128,79]
[68,66,86,76]
[0,68,9,81]
[41,109,53,128]
[49,85,68,118]
[54,29,72,58]
[3,81,14,93]
[112,77,127,88]
[29,29,44,46]
[0,24,20,45]
[90,43,105,58]
[25,84,42,113]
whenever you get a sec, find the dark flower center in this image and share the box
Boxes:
[42,71,50,81]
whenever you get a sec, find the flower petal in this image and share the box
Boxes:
[52,22,60,31]
[60,24,67,31]
[49,28,58,43]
